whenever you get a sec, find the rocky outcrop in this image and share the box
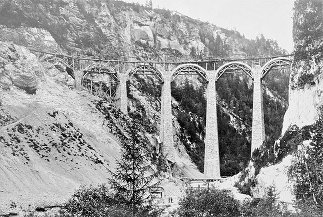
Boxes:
[0,25,61,52]
[0,0,284,60]
[0,42,43,94]
[283,0,323,131]
[250,0,323,208]
[0,42,121,211]
[253,156,295,209]
[282,74,323,133]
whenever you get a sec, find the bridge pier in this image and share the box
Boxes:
[161,72,175,161]
[204,72,220,179]
[251,65,265,155]
[119,73,128,114]
[74,70,83,90]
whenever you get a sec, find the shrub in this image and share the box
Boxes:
[234,168,257,196]
[240,186,288,217]
[293,200,323,217]
[59,185,132,217]
[177,188,240,217]
[241,197,323,217]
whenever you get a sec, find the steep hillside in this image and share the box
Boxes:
[0,42,197,213]
[0,0,285,59]
[0,42,117,211]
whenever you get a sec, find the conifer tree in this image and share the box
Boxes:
[146,0,152,9]
[109,120,159,216]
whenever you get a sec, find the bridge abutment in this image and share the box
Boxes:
[251,65,265,154]
[161,72,175,161]
[204,72,221,179]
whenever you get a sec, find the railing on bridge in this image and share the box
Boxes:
[29,47,293,72]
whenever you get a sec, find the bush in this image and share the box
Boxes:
[234,168,257,196]
[59,185,133,217]
[241,198,323,217]
[240,186,289,217]
[177,188,240,217]
[292,200,323,217]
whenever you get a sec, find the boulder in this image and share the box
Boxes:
[0,42,44,94]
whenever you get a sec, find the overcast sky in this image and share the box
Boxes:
[123,0,295,53]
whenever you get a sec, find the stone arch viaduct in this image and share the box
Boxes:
[32,49,292,179]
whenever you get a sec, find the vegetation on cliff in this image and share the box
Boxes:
[235,0,323,211]
[280,1,323,208]
[291,0,323,89]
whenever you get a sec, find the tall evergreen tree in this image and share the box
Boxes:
[109,120,160,216]
[146,0,152,9]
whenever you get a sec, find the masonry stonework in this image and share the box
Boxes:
[119,73,128,114]
[161,72,175,161]
[251,65,265,154]
[204,71,221,179]
[74,70,83,90]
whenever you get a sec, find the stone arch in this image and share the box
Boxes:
[216,62,253,81]
[261,57,292,79]
[39,54,75,78]
[127,63,164,83]
[38,53,74,69]
[81,62,119,99]
[82,61,118,75]
[82,62,119,85]
[171,64,208,82]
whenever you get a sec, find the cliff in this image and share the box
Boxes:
[283,0,323,132]
[0,0,284,59]
[246,0,323,208]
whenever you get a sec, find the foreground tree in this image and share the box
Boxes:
[109,120,161,216]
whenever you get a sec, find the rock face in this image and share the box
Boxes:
[0,42,122,211]
[0,25,61,52]
[282,76,323,133]
[283,0,323,132]
[253,156,295,208]
[251,0,323,207]
[0,42,43,94]
[0,0,283,59]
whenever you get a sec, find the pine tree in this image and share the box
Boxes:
[109,120,159,216]
[146,0,152,9]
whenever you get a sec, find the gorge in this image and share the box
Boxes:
[0,0,322,216]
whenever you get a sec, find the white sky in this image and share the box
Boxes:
[123,0,295,53]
